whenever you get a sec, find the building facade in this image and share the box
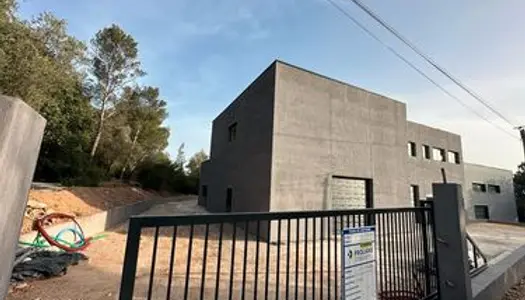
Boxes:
[199,61,516,222]
[464,163,517,222]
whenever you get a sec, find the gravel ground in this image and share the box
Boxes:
[501,278,525,300]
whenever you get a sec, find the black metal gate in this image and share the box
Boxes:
[119,206,438,300]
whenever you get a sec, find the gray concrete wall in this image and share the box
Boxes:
[0,95,46,300]
[472,244,525,300]
[464,163,517,222]
[199,63,276,213]
[271,61,409,211]
[406,121,464,200]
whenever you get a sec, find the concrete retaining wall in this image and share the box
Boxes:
[20,195,195,242]
[473,244,525,300]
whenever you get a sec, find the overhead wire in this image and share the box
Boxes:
[324,0,520,140]
[349,0,518,128]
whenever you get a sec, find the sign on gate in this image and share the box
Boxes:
[341,226,377,300]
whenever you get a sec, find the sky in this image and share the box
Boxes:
[18,0,525,170]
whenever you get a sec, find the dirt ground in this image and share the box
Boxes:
[21,186,157,233]
[8,201,427,300]
[502,278,525,300]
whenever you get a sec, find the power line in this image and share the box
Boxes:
[324,0,520,140]
[349,0,518,128]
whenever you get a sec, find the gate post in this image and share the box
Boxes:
[432,183,472,300]
[0,95,46,300]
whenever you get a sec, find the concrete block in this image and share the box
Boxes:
[0,95,46,299]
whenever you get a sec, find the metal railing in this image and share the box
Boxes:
[119,207,438,300]
[467,234,488,277]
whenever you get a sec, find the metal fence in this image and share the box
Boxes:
[119,207,438,300]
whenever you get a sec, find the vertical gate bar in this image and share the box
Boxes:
[334,216,340,299]
[295,218,300,300]
[276,219,282,299]
[410,211,419,295]
[254,221,261,300]
[320,217,324,300]
[147,226,160,300]
[304,218,308,300]
[405,212,414,294]
[214,223,224,300]
[388,213,395,291]
[286,218,291,300]
[327,217,331,300]
[402,212,410,293]
[264,221,271,300]
[228,223,237,300]
[183,225,194,300]
[312,217,316,300]
[200,224,210,300]
[166,226,178,300]
[119,218,142,300]
[429,203,440,295]
[415,211,423,295]
[397,212,408,290]
[395,212,402,294]
[420,209,431,295]
[242,221,249,300]
[377,213,382,294]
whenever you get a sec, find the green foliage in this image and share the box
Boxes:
[0,4,174,189]
[514,163,525,221]
[88,24,145,157]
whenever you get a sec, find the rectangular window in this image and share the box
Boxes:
[472,183,487,193]
[226,187,233,212]
[410,185,420,207]
[201,185,208,206]
[447,151,460,164]
[228,123,237,142]
[432,147,446,162]
[407,142,417,157]
[474,205,489,220]
[422,145,431,159]
[488,184,501,194]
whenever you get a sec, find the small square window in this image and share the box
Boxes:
[432,147,446,162]
[422,145,431,159]
[447,151,460,164]
[472,183,486,193]
[474,205,489,220]
[488,184,501,194]
[228,123,237,142]
[408,142,417,157]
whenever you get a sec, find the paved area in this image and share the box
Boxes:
[467,222,525,262]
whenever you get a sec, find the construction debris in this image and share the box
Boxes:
[11,247,87,283]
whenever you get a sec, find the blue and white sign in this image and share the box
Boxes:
[342,226,377,300]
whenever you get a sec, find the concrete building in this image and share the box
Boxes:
[199,60,516,222]
[464,163,517,222]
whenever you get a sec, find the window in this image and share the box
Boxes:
[488,184,501,194]
[407,142,417,157]
[228,123,237,142]
[447,151,460,164]
[474,205,489,220]
[410,185,420,207]
[432,147,446,162]
[422,145,431,159]
[472,183,487,193]
[226,188,233,212]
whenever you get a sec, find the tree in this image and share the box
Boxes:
[87,24,144,158]
[117,86,169,178]
[174,143,186,172]
[186,150,208,178]
[0,11,85,111]
[514,163,525,221]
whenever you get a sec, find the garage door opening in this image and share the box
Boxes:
[330,176,373,210]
